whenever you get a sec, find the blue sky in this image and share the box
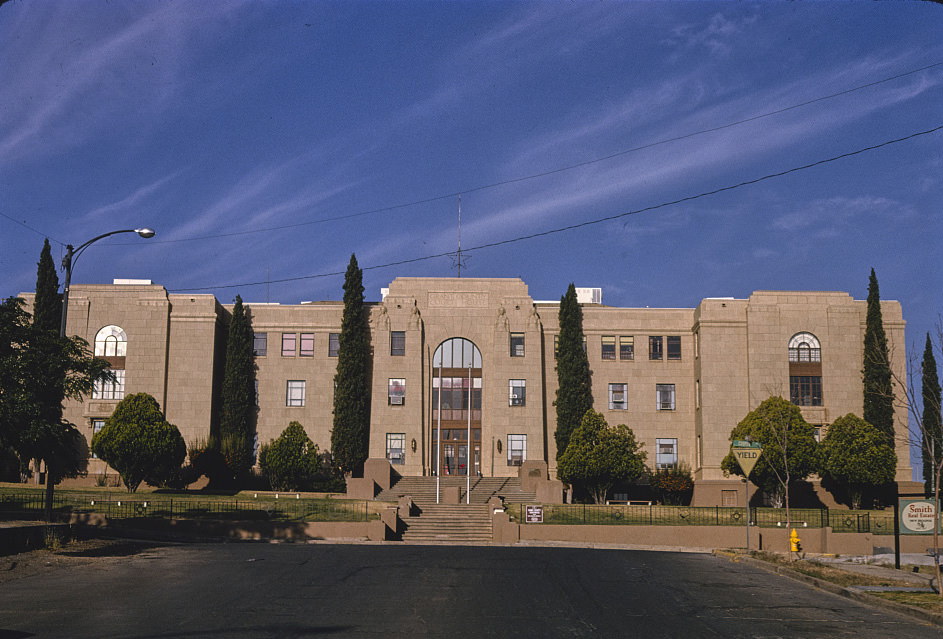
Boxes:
[2,2,941,467]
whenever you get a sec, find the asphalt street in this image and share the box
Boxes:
[1,543,940,638]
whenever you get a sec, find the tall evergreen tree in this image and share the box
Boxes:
[218,295,256,480]
[922,333,943,494]
[862,268,895,445]
[33,239,61,334]
[331,254,371,476]
[554,283,593,462]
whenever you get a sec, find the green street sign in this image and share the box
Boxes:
[731,441,763,477]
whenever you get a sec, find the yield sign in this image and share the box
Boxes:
[731,440,763,478]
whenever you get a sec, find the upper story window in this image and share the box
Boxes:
[655,438,678,469]
[509,379,526,406]
[389,378,406,405]
[656,384,676,410]
[649,336,663,360]
[609,383,627,410]
[281,333,296,357]
[601,336,616,360]
[299,333,314,357]
[667,336,681,360]
[328,333,340,357]
[286,380,306,407]
[94,325,127,357]
[391,331,406,356]
[788,333,821,362]
[510,333,525,357]
[620,336,634,360]
[253,332,267,357]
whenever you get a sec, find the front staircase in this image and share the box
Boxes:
[375,476,535,544]
[400,503,493,543]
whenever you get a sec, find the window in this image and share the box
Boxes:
[386,433,405,465]
[667,336,681,360]
[601,336,616,360]
[254,380,259,406]
[790,376,822,406]
[656,384,676,410]
[509,379,526,406]
[609,383,627,410]
[649,336,663,360]
[391,331,406,356]
[388,378,406,405]
[507,434,526,466]
[656,438,678,469]
[93,370,125,400]
[812,424,823,442]
[510,333,525,357]
[788,333,821,362]
[620,336,634,360]
[281,333,296,357]
[328,333,340,357]
[286,380,305,407]
[299,333,314,357]
[253,332,267,357]
[91,420,105,458]
[94,325,127,357]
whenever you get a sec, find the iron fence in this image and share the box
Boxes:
[0,493,373,522]
[511,503,895,533]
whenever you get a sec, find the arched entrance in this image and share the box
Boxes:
[431,337,482,476]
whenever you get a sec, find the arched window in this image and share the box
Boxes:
[788,332,822,407]
[788,332,820,363]
[95,325,127,357]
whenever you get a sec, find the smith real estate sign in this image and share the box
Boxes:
[899,499,942,535]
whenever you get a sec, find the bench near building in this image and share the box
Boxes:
[30,276,914,505]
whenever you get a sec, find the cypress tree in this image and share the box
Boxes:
[922,333,942,494]
[862,268,894,445]
[331,254,371,476]
[33,239,61,334]
[219,295,257,480]
[554,283,593,461]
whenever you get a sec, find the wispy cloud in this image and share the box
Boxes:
[772,196,916,237]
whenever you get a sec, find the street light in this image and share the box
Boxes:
[59,228,156,337]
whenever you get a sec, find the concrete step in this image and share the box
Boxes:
[401,504,493,543]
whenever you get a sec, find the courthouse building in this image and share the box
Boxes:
[40,276,912,504]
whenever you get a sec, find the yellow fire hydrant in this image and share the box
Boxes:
[790,528,801,554]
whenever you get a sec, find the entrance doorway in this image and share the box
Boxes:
[431,337,482,476]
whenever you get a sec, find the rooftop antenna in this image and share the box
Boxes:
[449,195,469,277]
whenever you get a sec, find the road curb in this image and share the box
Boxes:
[713,550,943,627]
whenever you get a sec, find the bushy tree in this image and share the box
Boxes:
[331,255,371,476]
[557,409,646,504]
[218,295,256,480]
[554,283,592,462]
[922,333,942,495]
[649,462,694,506]
[721,397,817,526]
[818,413,895,509]
[863,268,894,444]
[91,393,186,492]
[259,422,321,491]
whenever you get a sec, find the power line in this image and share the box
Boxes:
[142,60,943,246]
[169,123,943,293]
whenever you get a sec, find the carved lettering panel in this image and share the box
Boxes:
[428,292,489,308]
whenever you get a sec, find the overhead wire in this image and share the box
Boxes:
[133,61,943,246]
[169,123,943,292]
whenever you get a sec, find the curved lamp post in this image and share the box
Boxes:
[59,228,155,337]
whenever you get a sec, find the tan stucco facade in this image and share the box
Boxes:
[34,277,911,499]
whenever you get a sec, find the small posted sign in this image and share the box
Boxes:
[525,505,544,523]
[730,440,763,478]
[900,499,941,535]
